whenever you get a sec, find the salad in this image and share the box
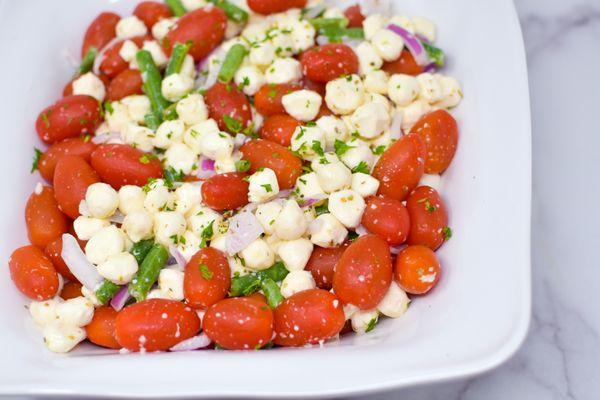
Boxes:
[9,0,461,353]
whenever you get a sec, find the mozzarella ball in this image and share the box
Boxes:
[316,116,349,149]
[55,296,94,327]
[153,211,187,246]
[273,199,307,240]
[435,75,463,109]
[399,99,431,131]
[270,30,295,58]
[371,29,404,62]
[313,160,352,193]
[187,205,223,237]
[116,16,148,39]
[119,40,139,63]
[142,40,168,68]
[282,90,322,122]
[388,74,420,106]
[176,230,202,261]
[234,65,265,96]
[182,0,207,10]
[42,323,86,353]
[118,185,146,214]
[356,42,383,75]
[122,123,154,152]
[161,73,194,102]
[29,298,60,326]
[73,216,109,241]
[343,303,360,320]
[351,172,380,197]
[349,102,390,139]
[146,288,171,300]
[164,143,198,175]
[377,281,410,318]
[240,238,275,270]
[105,101,131,132]
[144,185,174,213]
[199,130,234,160]
[280,270,316,298]
[158,268,185,300]
[295,172,326,200]
[153,119,185,149]
[85,225,125,265]
[308,213,347,247]
[122,210,154,242]
[417,73,443,103]
[72,72,106,101]
[328,189,366,228]
[97,252,139,285]
[248,168,280,203]
[180,54,197,79]
[289,19,316,52]
[265,57,302,84]
[363,70,389,95]
[152,17,177,41]
[85,183,119,219]
[290,125,326,159]
[412,16,436,42]
[323,6,344,18]
[249,41,276,66]
[176,94,208,125]
[363,14,386,40]
[184,119,220,153]
[419,173,442,192]
[255,201,283,235]
[340,139,376,171]
[277,238,313,271]
[175,183,202,216]
[122,95,151,124]
[215,157,237,173]
[325,75,365,115]
[351,309,379,334]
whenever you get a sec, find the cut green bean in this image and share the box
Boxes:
[131,239,155,265]
[128,244,169,301]
[165,43,191,76]
[309,17,348,30]
[144,113,161,131]
[209,0,248,24]
[136,50,171,125]
[79,47,98,75]
[260,277,284,308]
[218,44,247,83]
[320,27,364,43]
[261,261,288,282]
[95,280,121,305]
[165,0,186,16]
[229,262,289,298]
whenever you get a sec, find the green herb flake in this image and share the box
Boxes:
[334,139,354,157]
[235,159,251,172]
[311,140,325,156]
[365,317,378,333]
[351,161,370,174]
[199,263,214,280]
[261,183,273,193]
[223,114,242,133]
[372,145,386,155]
[31,148,43,173]
[442,226,452,240]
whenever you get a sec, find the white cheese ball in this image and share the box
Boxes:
[412,16,436,42]
[85,225,125,265]
[73,216,109,241]
[184,119,220,153]
[234,65,265,96]
[175,183,202,216]
[176,94,208,125]
[122,210,154,242]
[280,270,316,298]
[164,143,198,175]
[399,99,431,131]
[356,42,383,75]
[97,252,138,285]
[290,125,326,159]
[143,40,168,68]
[316,116,349,149]
[343,303,360,320]
[340,139,376,171]
[270,30,295,58]
[265,57,302,84]
[349,102,390,139]
[273,199,307,240]
[176,230,202,261]
[153,119,185,149]
[199,130,234,160]
[122,123,154,152]
[363,14,386,40]
[249,42,276,66]
[146,288,171,300]
[118,185,146,215]
[419,173,442,192]
[289,19,316,53]
[295,172,325,200]
[325,75,365,115]
[85,183,119,219]
[248,168,279,203]
[210,233,227,253]
[282,90,322,122]
[72,72,106,101]
[277,238,313,271]
[417,73,443,103]
[309,213,347,247]
[351,309,379,334]
[182,0,207,11]
[55,297,94,327]
[158,268,185,300]
[388,74,420,107]
[105,101,131,132]
[313,160,352,193]
[180,54,197,79]
[351,172,380,197]
[187,205,223,237]
[363,70,389,95]
[153,211,187,246]
[322,6,344,18]
[116,16,148,39]
[371,29,404,62]
[328,189,366,228]
[240,238,275,271]
[152,17,177,41]
[215,157,237,174]
[161,73,195,102]
[119,40,139,63]
[144,185,174,213]
[377,281,410,318]
[435,75,463,109]
[29,298,60,326]
[42,323,86,353]
[255,201,283,235]
[122,95,151,124]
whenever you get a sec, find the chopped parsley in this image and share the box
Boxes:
[334,139,354,156]
[442,226,452,240]
[169,234,186,245]
[365,317,378,333]
[139,154,155,164]
[314,202,329,216]
[223,114,242,133]
[235,159,251,172]
[163,167,184,188]
[103,101,114,115]
[351,161,370,174]
[311,140,325,156]
[200,221,215,247]
[372,145,386,155]
[261,183,273,192]
[417,198,437,213]
[199,263,214,280]
[31,147,43,173]
[347,231,359,242]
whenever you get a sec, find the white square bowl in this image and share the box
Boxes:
[0,0,531,397]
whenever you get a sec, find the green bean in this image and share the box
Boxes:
[79,47,98,75]
[229,262,289,298]
[308,17,348,30]
[218,44,247,83]
[209,0,248,24]
[95,280,121,305]
[131,239,155,265]
[165,0,186,17]
[144,113,161,131]
[260,277,284,308]
[261,261,288,282]
[165,43,191,76]
[320,27,364,43]
[128,244,169,301]
[136,50,171,124]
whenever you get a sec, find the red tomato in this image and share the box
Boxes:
[115,299,201,352]
[406,186,449,250]
[372,133,425,201]
[164,7,227,61]
[344,4,365,28]
[260,115,299,147]
[361,196,410,246]
[300,44,359,83]
[240,139,303,190]
[25,186,69,247]
[333,234,392,309]
[38,137,97,182]
[106,69,144,101]
[81,12,120,57]
[36,95,102,144]
[248,0,307,15]
[204,82,253,132]
[9,245,59,300]
[395,245,441,294]
[305,245,346,290]
[302,78,326,96]
[254,83,300,117]
[60,281,83,300]
[273,289,345,347]
[90,144,163,189]
[53,155,100,219]
[203,298,273,350]
[100,36,149,78]
[86,306,121,349]
[201,173,249,211]
[184,248,231,309]
[44,237,78,282]
[410,110,459,174]
[382,49,424,76]
[133,1,172,29]
[246,292,268,303]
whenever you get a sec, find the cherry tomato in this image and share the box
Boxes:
[305,245,346,290]
[260,115,299,147]
[53,155,100,219]
[36,95,102,144]
[240,139,303,190]
[273,289,345,347]
[344,4,365,28]
[333,234,392,309]
[60,281,83,300]
[315,102,334,118]
[184,248,231,309]
[406,186,449,250]
[361,196,410,246]
[395,245,441,294]
[201,173,249,211]
[300,44,359,83]
[246,292,268,303]
[372,133,425,201]
[38,137,97,182]
[86,306,121,349]
[133,1,172,29]
[410,110,459,174]
[25,186,69,247]
[254,83,300,117]
[204,82,253,132]
[9,245,59,300]
[382,49,424,76]
[247,0,307,15]
[100,36,149,78]
[106,69,144,101]
[163,7,227,61]
[90,144,163,189]
[203,297,273,350]
[81,12,120,57]
[44,237,78,282]
[115,299,201,352]
[302,78,326,96]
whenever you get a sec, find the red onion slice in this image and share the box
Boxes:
[196,156,217,179]
[300,193,328,208]
[196,46,226,90]
[109,210,125,224]
[92,37,122,76]
[390,244,406,255]
[110,286,130,311]
[79,200,91,217]
[61,233,104,290]
[169,332,212,352]
[226,211,264,255]
[168,244,187,270]
[92,132,122,144]
[387,24,430,66]
[355,225,368,236]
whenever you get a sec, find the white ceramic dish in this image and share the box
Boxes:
[0,0,531,397]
